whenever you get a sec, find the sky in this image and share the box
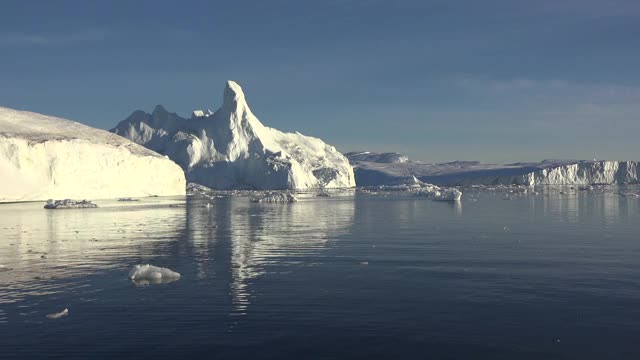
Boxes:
[0,0,638,163]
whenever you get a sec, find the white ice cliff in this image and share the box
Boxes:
[0,107,186,202]
[347,152,639,186]
[111,81,355,190]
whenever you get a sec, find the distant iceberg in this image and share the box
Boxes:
[347,152,639,186]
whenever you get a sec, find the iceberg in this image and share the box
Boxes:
[347,152,639,186]
[128,264,181,285]
[0,107,186,203]
[111,80,355,190]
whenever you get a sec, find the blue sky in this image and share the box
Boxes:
[1,0,638,162]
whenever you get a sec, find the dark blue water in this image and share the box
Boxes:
[1,190,640,359]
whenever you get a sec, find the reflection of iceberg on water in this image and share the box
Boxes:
[185,197,355,314]
[0,200,187,304]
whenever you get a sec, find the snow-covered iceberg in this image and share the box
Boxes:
[0,107,186,203]
[347,152,639,186]
[111,80,355,190]
[129,264,181,285]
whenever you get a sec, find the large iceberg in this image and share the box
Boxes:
[0,107,186,203]
[111,81,355,190]
[347,152,639,186]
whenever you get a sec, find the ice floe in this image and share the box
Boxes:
[128,264,181,285]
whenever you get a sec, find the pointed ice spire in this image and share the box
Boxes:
[223,80,250,114]
[152,104,169,115]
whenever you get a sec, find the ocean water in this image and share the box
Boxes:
[1,189,640,359]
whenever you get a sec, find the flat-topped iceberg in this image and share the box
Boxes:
[129,264,181,285]
[111,81,355,190]
[347,152,639,186]
[0,107,186,203]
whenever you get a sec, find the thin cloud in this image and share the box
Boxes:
[453,76,640,104]
[0,28,110,46]
[451,75,640,135]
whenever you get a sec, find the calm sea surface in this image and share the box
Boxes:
[1,189,639,359]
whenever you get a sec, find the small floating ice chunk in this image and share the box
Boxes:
[415,185,462,201]
[250,192,298,203]
[129,264,181,285]
[46,308,68,319]
[44,199,97,209]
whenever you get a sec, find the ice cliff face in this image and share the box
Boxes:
[111,81,355,190]
[430,160,639,186]
[0,107,186,202]
[510,161,638,186]
[347,152,639,186]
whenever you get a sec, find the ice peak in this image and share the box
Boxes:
[223,80,248,113]
[152,105,168,115]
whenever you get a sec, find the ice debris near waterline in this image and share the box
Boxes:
[129,264,181,285]
[416,186,462,201]
[44,199,97,209]
[250,191,298,203]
